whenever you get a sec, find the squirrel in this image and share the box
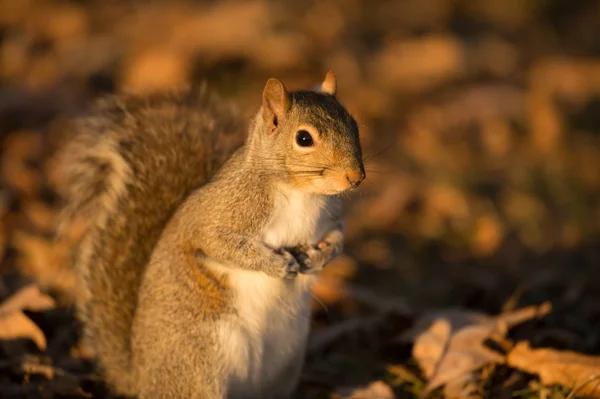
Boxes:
[55,71,365,398]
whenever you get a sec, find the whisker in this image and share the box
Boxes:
[316,148,334,166]
[249,161,332,172]
[249,155,334,170]
[362,142,397,163]
[291,176,322,184]
[310,293,329,313]
[364,169,386,175]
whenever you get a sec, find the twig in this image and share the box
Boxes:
[307,313,387,355]
[342,284,412,315]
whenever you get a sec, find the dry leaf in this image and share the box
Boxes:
[415,319,504,397]
[508,341,600,398]
[22,200,57,233]
[386,364,423,386]
[0,131,44,197]
[13,231,77,299]
[0,284,56,314]
[336,381,395,399]
[471,214,505,257]
[120,48,190,93]
[370,35,465,94]
[310,255,358,309]
[399,302,551,396]
[21,361,56,380]
[0,312,48,350]
[0,285,56,350]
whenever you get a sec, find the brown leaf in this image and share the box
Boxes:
[120,48,190,93]
[0,312,49,350]
[310,256,358,309]
[13,231,77,299]
[22,200,57,233]
[0,284,56,314]
[508,341,600,398]
[400,302,551,396]
[0,285,56,350]
[386,364,423,386]
[417,319,504,396]
[336,381,395,399]
[0,131,44,197]
[21,361,55,380]
[370,36,465,94]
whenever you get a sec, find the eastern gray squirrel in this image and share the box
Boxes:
[55,71,365,398]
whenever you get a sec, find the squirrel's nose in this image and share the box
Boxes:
[345,168,365,188]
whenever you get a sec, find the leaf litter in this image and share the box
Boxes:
[335,380,396,399]
[398,302,552,397]
[508,341,600,398]
[0,284,56,350]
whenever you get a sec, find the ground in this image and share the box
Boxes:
[0,0,600,398]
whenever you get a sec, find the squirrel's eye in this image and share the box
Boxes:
[295,130,314,147]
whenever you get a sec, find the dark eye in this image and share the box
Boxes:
[295,130,314,147]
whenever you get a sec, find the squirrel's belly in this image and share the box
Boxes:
[219,269,314,396]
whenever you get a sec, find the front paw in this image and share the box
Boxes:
[298,243,339,274]
[270,249,300,279]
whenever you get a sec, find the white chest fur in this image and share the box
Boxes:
[221,270,314,397]
[219,187,328,397]
[263,187,328,248]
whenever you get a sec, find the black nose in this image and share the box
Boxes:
[346,168,365,188]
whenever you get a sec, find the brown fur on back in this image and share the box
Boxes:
[54,85,245,395]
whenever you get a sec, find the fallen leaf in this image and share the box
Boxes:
[22,200,57,233]
[13,231,78,299]
[399,302,551,396]
[0,285,56,350]
[370,35,465,94]
[386,364,423,386]
[508,341,600,398]
[415,319,504,397]
[310,256,358,309]
[0,312,48,351]
[336,381,395,399]
[0,131,44,197]
[121,48,191,93]
[471,214,505,257]
[22,361,55,379]
[0,284,56,314]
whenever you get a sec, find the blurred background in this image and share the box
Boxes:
[0,0,599,397]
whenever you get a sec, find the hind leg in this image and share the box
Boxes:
[132,295,227,397]
[134,339,227,399]
[137,372,225,399]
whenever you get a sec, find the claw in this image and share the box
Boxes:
[317,241,330,250]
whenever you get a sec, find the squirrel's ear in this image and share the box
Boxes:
[320,70,337,96]
[262,78,290,133]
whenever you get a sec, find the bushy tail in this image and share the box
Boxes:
[54,87,244,395]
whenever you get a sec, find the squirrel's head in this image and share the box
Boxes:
[253,71,365,195]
